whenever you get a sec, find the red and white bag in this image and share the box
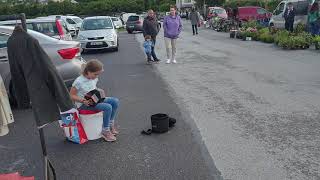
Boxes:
[60,109,88,144]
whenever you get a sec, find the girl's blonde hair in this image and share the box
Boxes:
[81,59,103,75]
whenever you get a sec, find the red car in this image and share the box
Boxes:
[207,7,228,19]
[236,6,272,22]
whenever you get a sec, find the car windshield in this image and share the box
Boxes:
[34,22,59,36]
[66,18,76,24]
[128,16,139,21]
[210,9,226,14]
[82,18,113,30]
[72,17,83,23]
[111,18,118,21]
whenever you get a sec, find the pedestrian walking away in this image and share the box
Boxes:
[190,7,200,35]
[143,35,154,64]
[143,9,161,62]
[284,2,295,32]
[163,5,183,64]
[70,60,120,142]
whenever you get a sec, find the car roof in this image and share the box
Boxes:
[0,25,57,41]
[209,7,224,9]
[84,16,111,20]
[0,18,56,25]
[68,16,82,19]
[0,25,77,45]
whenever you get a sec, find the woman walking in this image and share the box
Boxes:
[163,5,183,64]
[189,7,200,35]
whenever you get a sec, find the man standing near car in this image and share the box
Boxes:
[284,2,295,32]
[143,9,161,62]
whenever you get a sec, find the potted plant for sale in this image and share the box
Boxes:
[314,35,320,50]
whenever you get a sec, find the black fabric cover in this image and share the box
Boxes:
[7,26,74,126]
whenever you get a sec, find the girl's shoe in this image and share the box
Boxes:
[172,59,177,64]
[166,59,171,64]
[111,125,119,135]
[101,130,116,142]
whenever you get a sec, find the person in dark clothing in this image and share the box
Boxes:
[7,26,74,127]
[190,8,200,35]
[143,9,161,62]
[308,2,320,35]
[284,2,295,32]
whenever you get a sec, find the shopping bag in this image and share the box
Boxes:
[60,109,88,144]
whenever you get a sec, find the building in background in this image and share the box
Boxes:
[176,0,195,10]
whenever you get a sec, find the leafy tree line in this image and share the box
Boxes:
[0,0,170,18]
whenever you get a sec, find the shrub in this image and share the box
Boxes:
[298,32,314,45]
[259,33,274,43]
[277,33,311,49]
[274,30,290,45]
[258,28,269,35]
[294,23,306,34]
[314,35,320,43]
[314,36,320,49]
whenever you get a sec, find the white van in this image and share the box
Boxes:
[269,0,310,29]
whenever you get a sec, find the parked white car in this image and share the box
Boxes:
[78,16,119,52]
[111,17,123,29]
[66,15,83,30]
[47,15,78,36]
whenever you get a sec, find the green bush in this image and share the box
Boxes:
[259,33,274,43]
[314,35,320,43]
[0,0,146,17]
[274,30,290,45]
[294,23,306,34]
[277,33,311,49]
[258,28,269,35]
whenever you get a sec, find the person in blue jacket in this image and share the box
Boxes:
[143,35,154,64]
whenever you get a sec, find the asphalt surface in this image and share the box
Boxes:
[135,20,320,180]
[0,32,222,180]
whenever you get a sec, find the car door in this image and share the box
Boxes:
[294,0,309,27]
[272,1,286,28]
[0,32,11,91]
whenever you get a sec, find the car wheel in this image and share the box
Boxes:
[114,40,119,51]
[127,30,133,34]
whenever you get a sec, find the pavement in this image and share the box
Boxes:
[135,20,320,180]
[0,31,222,180]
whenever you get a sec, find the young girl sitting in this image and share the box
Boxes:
[70,59,119,142]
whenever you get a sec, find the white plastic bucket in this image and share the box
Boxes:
[79,112,103,140]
